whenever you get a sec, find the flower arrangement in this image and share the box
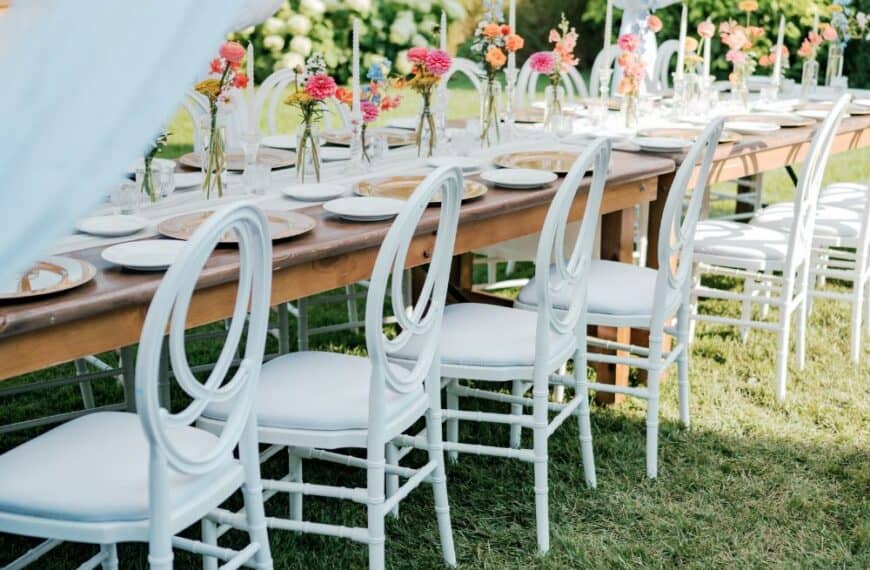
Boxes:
[529,13,578,132]
[797,30,824,61]
[758,44,790,74]
[195,41,250,198]
[719,19,764,97]
[470,3,524,146]
[283,53,337,182]
[336,59,403,163]
[616,33,645,98]
[142,130,170,203]
[404,46,451,157]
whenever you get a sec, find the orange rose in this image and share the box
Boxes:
[485,45,507,69]
[501,24,512,35]
[483,23,501,38]
[505,34,524,52]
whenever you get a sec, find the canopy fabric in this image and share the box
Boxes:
[0,0,279,285]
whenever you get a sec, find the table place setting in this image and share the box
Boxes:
[353,176,488,203]
[75,214,148,238]
[322,196,406,222]
[281,182,348,202]
[0,256,97,301]
[479,168,558,190]
[100,240,188,272]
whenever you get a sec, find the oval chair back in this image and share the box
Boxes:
[182,90,210,154]
[783,94,851,279]
[589,45,620,97]
[515,61,588,109]
[652,118,724,332]
[441,57,484,95]
[135,203,272,548]
[533,138,611,362]
[365,166,463,436]
[256,68,350,135]
[653,39,680,92]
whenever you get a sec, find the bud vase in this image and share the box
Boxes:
[199,114,227,199]
[479,79,501,147]
[800,59,819,100]
[543,84,565,135]
[621,93,639,129]
[825,43,844,87]
[296,121,321,183]
[415,94,436,158]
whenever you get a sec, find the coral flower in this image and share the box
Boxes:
[425,49,452,76]
[407,46,429,64]
[335,86,353,105]
[360,100,379,123]
[210,58,225,74]
[698,20,715,39]
[219,41,246,65]
[684,37,699,52]
[505,34,524,52]
[726,49,747,64]
[548,29,561,42]
[738,0,758,13]
[304,73,337,101]
[820,23,838,41]
[501,24,512,36]
[483,23,501,38]
[485,46,507,69]
[618,33,640,53]
[232,73,249,89]
[646,15,663,33]
[528,51,556,74]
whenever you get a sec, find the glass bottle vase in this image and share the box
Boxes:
[198,114,227,199]
[543,84,565,135]
[479,79,502,148]
[800,59,819,100]
[825,43,844,87]
[296,121,321,183]
[621,93,639,129]
[415,94,436,158]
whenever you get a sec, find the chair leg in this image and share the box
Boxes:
[201,519,218,570]
[552,364,567,403]
[796,295,808,371]
[677,302,691,428]
[688,265,701,342]
[239,425,274,570]
[532,378,549,554]
[487,261,497,284]
[100,544,118,570]
[426,397,456,567]
[574,346,596,489]
[345,285,360,333]
[739,278,755,343]
[774,308,793,403]
[645,366,662,479]
[297,297,309,351]
[509,379,524,448]
[74,359,96,410]
[385,443,400,519]
[288,449,303,522]
[850,285,864,364]
[445,379,459,463]
[505,260,516,275]
[367,454,387,570]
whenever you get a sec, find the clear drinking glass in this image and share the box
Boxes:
[157,163,176,199]
[111,181,141,214]
[247,163,272,196]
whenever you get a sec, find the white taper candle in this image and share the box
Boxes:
[813,6,819,34]
[246,42,255,134]
[702,19,712,78]
[508,0,517,75]
[603,0,613,54]
[352,18,360,115]
[440,11,447,51]
[676,2,687,80]
[772,14,785,84]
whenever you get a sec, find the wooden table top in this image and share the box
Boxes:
[0,150,675,342]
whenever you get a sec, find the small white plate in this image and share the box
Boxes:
[854,98,870,108]
[388,117,420,130]
[129,157,175,173]
[323,197,405,222]
[723,121,781,134]
[631,137,693,152]
[319,146,351,161]
[101,240,187,271]
[481,168,557,189]
[76,215,148,237]
[260,135,298,150]
[427,156,486,172]
[795,109,829,120]
[174,171,204,189]
[283,182,347,202]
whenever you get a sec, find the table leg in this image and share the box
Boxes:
[735,173,764,219]
[120,345,136,412]
[592,207,635,405]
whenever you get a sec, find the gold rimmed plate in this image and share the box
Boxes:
[512,107,547,124]
[323,129,416,148]
[493,150,580,175]
[158,209,316,243]
[0,256,96,301]
[353,176,488,204]
[178,148,296,172]
[637,127,743,144]
[727,113,814,128]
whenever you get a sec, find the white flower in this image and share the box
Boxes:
[390,12,416,45]
[262,17,285,35]
[300,0,326,17]
[395,50,413,75]
[278,52,305,71]
[263,34,285,52]
[346,0,371,13]
[290,36,313,57]
[286,14,312,36]
[411,33,427,47]
[441,0,466,20]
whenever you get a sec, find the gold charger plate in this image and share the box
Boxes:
[580,97,622,111]
[513,107,546,124]
[158,210,316,243]
[637,127,743,144]
[178,148,296,172]
[493,150,580,174]
[354,176,488,203]
[323,130,416,148]
[0,256,96,301]
[728,114,814,128]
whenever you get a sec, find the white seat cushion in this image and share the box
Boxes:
[693,220,790,265]
[752,201,861,239]
[392,303,574,369]
[516,259,678,318]
[819,182,868,206]
[0,412,239,523]
[205,351,424,432]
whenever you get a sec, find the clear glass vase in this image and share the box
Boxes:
[543,83,565,135]
[825,43,844,87]
[730,64,749,110]
[479,79,502,148]
[800,59,819,100]
[415,94,436,158]
[621,93,639,129]
[198,114,227,199]
[138,158,159,203]
[296,121,321,183]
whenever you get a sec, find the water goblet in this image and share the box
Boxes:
[111,181,141,215]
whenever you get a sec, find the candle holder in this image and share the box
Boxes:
[671,73,687,119]
[433,85,449,156]
[344,112,368,175]
[593,68,612,128]
[503,66,518,141]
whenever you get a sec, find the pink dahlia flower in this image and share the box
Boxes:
[219,41,246,65]
[407,46,429,64]
[618,33,640,53]
[361,100,379,123]
[528,51,556,74]
[425,49,452,76]
[304,74,337,101]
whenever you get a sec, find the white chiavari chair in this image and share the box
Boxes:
[692,94,852,401]
[0,203,274,569]
[517,119,725,479]
[391,141,609,554]
[200,167,463,570]
[514,60,588,109]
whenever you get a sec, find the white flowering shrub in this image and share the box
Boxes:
[232,0,467,83]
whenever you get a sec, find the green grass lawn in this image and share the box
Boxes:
[0,89,868,568]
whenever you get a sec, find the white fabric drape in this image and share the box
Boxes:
[614,0,681,80]
[0,0,279,285]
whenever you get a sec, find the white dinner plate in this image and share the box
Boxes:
[101,240,187,271]
[283,182,347,202]
[427,156,487,172]
[260,135,321,150]
[795,109,829,120]
[174,171,204,189]
[723,121,781,134]
[323,197,405,222]
[387,117,420,130]
[319,146,351,161]
[480,168,557,189]
[854,98,870,108]
[631,137,693,152]
[76,215,148,237]
[129,157,175,173]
